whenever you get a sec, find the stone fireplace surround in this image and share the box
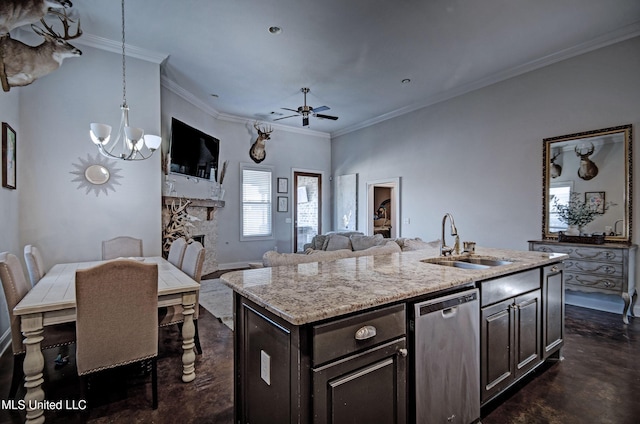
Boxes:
[162,196,224,275]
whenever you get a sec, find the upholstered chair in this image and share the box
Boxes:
[159,241,204,354]
[23,244,47,287]
[75,259,159,412]
[101,236,143,260]
[0,252,76,399]
[167,237,188,269]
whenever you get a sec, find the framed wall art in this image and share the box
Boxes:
[277,177,288,193]
[277,196,288,212]
[585,191,606,214]
[2,122,16,189]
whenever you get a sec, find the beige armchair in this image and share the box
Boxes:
[159,241,204,354]
[101,236,143,260]
[23,244,46,287]
[0,252,75,399]
[75,259,159,411]
[167,237,188,269]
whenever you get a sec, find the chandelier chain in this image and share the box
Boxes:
[121,0,126,106]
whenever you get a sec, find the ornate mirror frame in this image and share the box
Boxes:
[542,124,632,243]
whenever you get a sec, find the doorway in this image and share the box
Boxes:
[294,171,322,252]
[367,178,400,238]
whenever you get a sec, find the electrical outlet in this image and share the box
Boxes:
[260,350,271,385]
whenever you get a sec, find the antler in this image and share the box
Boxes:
[254,121,273,135]
[575,142,594,157]
[39,9,82,40]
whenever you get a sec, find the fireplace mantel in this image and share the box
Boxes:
[162,196,225,220]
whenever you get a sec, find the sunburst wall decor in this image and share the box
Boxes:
[70,153,122,196]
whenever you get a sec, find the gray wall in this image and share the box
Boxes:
[332,36,640,313]
[160,85,332,266]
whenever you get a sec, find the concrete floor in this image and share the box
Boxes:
[1,304,638,423]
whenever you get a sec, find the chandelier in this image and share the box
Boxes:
[89,0,161,161]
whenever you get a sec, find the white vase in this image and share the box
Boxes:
[565,225,580,236]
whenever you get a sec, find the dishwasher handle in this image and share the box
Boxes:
[419,290,478,316]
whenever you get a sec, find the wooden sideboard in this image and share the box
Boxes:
[529,240,637,324]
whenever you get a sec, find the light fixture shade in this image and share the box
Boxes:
[144,134,162,151]
[90,123,112,145]
[125,126,144,150]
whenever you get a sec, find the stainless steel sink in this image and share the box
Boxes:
[421,256,513,269]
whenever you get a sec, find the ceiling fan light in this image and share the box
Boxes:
[90,123,112,145]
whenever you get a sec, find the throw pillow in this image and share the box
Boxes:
[325,234,352,251]
[402,238,440,251]
[350,234,385,251]
[313,234,328,250]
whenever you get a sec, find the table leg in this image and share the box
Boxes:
[21,314,46,424]
[622,292,631,325]
[180,292,197,383]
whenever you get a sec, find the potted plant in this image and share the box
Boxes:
[552,192,605,236]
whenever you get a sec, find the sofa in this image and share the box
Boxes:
[262,232,439,267]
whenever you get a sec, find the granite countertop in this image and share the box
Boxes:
[221,246,567,325]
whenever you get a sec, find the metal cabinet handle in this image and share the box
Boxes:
[397,348,408,358]
[551,265,559,273]
[355,325,377,340]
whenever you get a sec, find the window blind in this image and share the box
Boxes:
[242,168,272,238]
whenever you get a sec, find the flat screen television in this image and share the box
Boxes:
[169,117,220,180]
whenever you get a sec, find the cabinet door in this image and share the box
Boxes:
[513,289,542,379]
[481,298,513,404]
[313,338,407,424]
[542,264,565,358]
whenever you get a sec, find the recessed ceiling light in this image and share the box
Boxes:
[268,26,282,35]
[401,79,411,84]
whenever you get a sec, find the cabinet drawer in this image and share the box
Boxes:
[565,272,622,292]
[313,304,405,366]
[480,269,539,307]
[531,243,624,263]
[564,260,622,277]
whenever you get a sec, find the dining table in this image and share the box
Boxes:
[13,256,201,424]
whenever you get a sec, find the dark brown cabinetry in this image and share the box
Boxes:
[480,270,542,405]
[542,263,564,358]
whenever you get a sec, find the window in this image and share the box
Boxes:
[241,165,272,240]
[549,182,572,232]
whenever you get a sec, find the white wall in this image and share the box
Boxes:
[332,36,640,314]
[18,44,162,268]
[0,84,21,351]
[161,87,332,266]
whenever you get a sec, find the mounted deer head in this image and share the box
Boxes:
[550,151,562,178]
[575,142,599,181]
[0,0,72,35]
[0,10,82,92]
[249,122,273,164]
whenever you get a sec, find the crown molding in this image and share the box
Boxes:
[73,33,168,64]
[332,22,640,138]
[161,75,331,139]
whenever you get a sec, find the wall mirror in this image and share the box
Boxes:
[84,164,110,185]
[542,124,632,243]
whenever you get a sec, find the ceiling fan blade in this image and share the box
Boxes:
[312,105,330,113]
[303,116,309,126]
[281,108,300,113]
[273,114,298,121]
[314,114,339,120]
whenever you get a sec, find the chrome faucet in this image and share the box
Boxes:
[440,213,458,256]
[614,219,623,236]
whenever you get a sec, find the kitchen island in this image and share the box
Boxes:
[221,246,566,424]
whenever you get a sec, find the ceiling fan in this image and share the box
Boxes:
[274,87,338,126]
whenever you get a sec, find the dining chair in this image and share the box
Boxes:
[167,237,188,269]
[75,259,159,413]
[24,244,46,287]
[101,236,143,260]
[0,252,76,399]
[159,241,205,355]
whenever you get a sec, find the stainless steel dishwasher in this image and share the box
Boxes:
[413,288,480,424]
